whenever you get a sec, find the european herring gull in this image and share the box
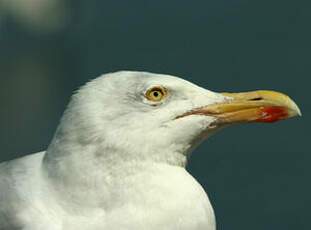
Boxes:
[0,71,301,230]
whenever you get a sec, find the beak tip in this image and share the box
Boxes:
[289,99,302,117]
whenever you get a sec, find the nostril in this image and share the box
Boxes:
[249,97,263,101]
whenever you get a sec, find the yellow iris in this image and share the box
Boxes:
[145,86,167,102]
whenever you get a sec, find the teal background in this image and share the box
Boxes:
[0,0,310,229]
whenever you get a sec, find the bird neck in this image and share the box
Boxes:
[42,121,188,192]
[41,125,188,210]
[43,139,187,178]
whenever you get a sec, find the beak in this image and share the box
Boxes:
[179,90,301,124]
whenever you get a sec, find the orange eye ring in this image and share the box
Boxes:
[145,86,167,102]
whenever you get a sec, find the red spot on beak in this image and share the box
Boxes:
[256,106,288,123]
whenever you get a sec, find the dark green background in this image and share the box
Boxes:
[0,0,310,229]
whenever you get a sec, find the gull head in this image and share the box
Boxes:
[52,71,301,166]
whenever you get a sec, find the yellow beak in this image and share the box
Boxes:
[179,90,301,124]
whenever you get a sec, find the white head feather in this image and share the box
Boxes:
[44,71,227,169]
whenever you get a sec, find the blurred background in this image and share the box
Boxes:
[0,0,310,229]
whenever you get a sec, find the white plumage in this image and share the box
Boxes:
[0,71,300,230]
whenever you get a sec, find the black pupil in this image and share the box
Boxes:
[153,91,159,97]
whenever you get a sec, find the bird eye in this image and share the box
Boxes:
[145,86,167,102]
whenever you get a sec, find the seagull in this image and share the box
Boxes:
[0,71,301,230]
